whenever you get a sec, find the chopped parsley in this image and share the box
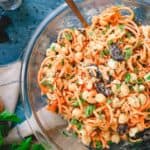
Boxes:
[125,73,131,83]
[102,25,110,35]
[64,33,72,41]
[124,47,132,60]
[107,99,112,104]
[73,101,79,107]
[137,78,144,84]
[96,141,102,150]
[72,95,85,107]
[126,31,132,38]
[61,59,64,65]
[100,49,110,57]
[48,63,52,68]
[72,132,78,138]
[134,67,139,73]
[89,31,94,36]
[62,130,69,137]
[116,83,121,89]
[70,118,82,130]
[144,72,150,82]
[50,43,56,51]
[118,24,125,31]
[107,39,113,46]
[85,105,95,117]
[41,80,54,91]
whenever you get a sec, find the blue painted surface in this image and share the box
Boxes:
[0,0,63,65]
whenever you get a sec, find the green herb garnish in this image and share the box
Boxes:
[137,78,144,84]
[118,24,125,31]
[134,67,139,73]
[50,44,56,51]
[62,130,69,137]
[73,101,79,107]
[100,49,110,57]
[144,72,150,82]
[72,96,85,107]
[125,73,131,83]
[107,39,113,46]
[85,105,95,117]
[116,83,121,89]
[108,141,114,145]
[107,99,112,104]
[61,59,64,65]
[70,118,82,130]
[96,141,102,150]
[126,32,132,38]
[0,110,21,123]
[72,132,78,138]
[124,47,132,60]
[64,33,72,41]
[89,31,94,36]
[41,80,54,91]
[48,64,52,68]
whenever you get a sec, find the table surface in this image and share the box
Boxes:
[0,0,63,65]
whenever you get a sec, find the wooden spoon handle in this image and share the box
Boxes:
[65,0,88,28]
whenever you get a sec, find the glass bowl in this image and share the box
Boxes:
[21,0,150,149]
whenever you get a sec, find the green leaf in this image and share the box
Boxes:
[100,49,110,57]
[85,105,95,117]
[16,137,32,150]
[107,39,113,46]
[144,72,150,82]
[70,118,82,130]
[79,95,85,103]
[118,24,125,31]
[61,59,64,65]
[124,48,132,60]
[31,144,45,150]
[72,132,78,138]
[72,101,79,107]
[64,33,72,41]
[96,141,102,150]
[40,80,54,91]
[116,83,121,89]
[107,99,112,104]
[89,31,94,36]
[50,44,56,51]
[126,32,132,38]
[72,96,85,107]
[137,78,144,84]
[108,141,114,145]
[125,73,131,83]
[62,130,69,137]
[0,131,3,146]
[0,111,21,123]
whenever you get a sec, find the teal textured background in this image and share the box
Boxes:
[0,0,63,65]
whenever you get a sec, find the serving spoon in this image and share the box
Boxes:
[65,0,88,28]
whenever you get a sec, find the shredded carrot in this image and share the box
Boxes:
[47,100,58,112]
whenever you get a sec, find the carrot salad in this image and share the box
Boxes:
[38,6,150,149]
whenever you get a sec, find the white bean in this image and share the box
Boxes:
[95,93,106,103]
[138,93,147,105]
[118,113,128,124]
[111,134,120,144]
[120,83,129,97]
[128,96,140,108]
[72,108,82,119]
[129,127,139,137]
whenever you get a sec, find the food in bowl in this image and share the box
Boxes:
[37,6,150,149]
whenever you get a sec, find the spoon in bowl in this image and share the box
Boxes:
[65,0,88,28]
